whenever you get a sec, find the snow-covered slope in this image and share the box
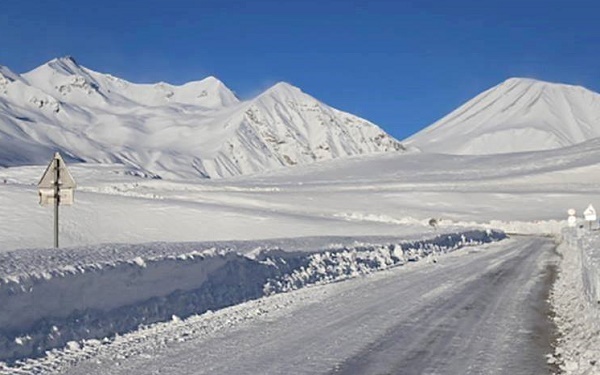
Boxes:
[0,57,403,178]
[2,128,599,372]
[405,78,600,155]
[199,82,404,178]
[22,57,239,109]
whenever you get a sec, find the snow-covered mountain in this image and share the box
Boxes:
[405,78,600,155]
[0,57,403,178]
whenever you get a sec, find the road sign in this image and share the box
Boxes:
[584,204,596,221]
[39,188,74,205]
[38,152,76,248]
[39,152,75,190]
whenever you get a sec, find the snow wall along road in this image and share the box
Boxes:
[0,230,506,362]
[564,228,600,305]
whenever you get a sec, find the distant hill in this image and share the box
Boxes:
[404,78,600,155]
[0,56,403,178]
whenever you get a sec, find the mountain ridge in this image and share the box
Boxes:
[0,57,403,178]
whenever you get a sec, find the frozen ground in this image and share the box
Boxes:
[0,142,599,373]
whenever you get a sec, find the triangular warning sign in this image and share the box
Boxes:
[584,204,596,221]
[38,152,76,189]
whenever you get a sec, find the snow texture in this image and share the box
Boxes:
[0,230,505,364]
[405,78,600,155]
[551,228,600,374]
[0,57,403,179]
[580,234,600,305]
[1,70,600,372]
[0,236,551,375]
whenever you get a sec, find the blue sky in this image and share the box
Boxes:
[1,0,597,140]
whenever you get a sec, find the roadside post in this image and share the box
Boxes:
[583,204,596,231]
[38,152,76,248]
[567,209,577,228]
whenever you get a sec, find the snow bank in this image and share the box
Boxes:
[443,219,565,236]
[0,230,505,363]
[550,228,600,374]
[484,219,565,236]
[0,250,271,362]
[579,233,600,305]
[261,231,505,293]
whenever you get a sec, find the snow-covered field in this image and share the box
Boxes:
[0,136,599,373]
[4,138,600,251]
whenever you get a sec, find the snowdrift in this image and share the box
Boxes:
[552,228,600,374]
[0,230,505,362]
[568,230,600,305]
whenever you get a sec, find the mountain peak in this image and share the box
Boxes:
[195,75,232,92]
[267,81,300,92]
[56,55,79,65]
[499,77,590,92]
[175,76,223,88]
[175,75,238,107]
[200,75,222,84]
[23,56,89,84]
[502,77,540,86]
[406,78,600,155]
[46,56,84,74]
[256,81,305,101]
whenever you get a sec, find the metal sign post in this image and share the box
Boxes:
[38,152,76,248]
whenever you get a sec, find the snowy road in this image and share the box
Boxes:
[332,237,557,375]
[61,236,557,375]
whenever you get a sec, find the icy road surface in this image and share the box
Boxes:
[60,236,557,375]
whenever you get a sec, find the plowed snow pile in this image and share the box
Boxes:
[551,229,600,374]
[0,230,505,365]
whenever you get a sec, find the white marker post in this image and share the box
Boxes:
[584,204,597,231]
[38,152,76,248]
[567,208,577,228]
